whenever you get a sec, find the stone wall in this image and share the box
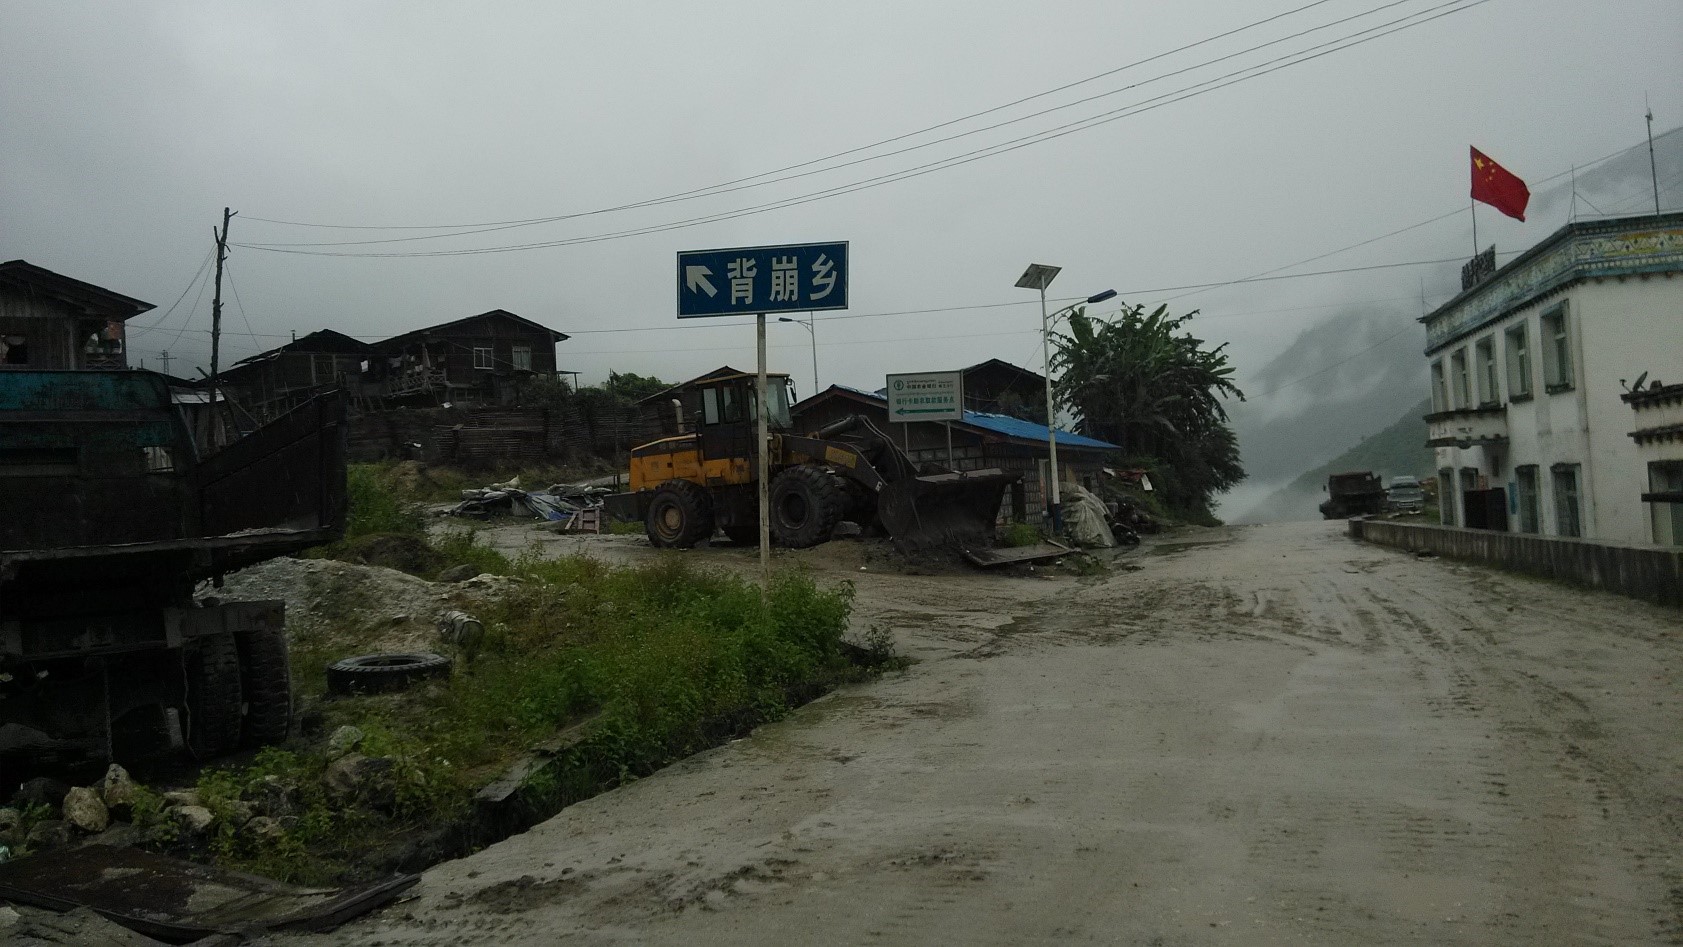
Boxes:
[1349,518,1682,608]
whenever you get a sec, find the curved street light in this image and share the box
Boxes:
[777,314,818,399]
[1016,263,1116,532]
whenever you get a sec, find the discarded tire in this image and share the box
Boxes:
[326,653,452,696]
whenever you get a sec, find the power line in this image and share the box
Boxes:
[242,0,1430,249]
[126,251,214,336]
[235,0,1360,233]
[233,0,1493,259]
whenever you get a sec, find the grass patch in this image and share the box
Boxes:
[999,523,1044,548]
[607,518,644,536]
[193,554,864,882]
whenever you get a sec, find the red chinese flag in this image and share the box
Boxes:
[1470,146,1530,221]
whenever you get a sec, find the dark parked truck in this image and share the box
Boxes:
[1318,470,1385,519]
[0,371,346,784]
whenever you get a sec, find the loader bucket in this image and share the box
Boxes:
[877,469,1019,557]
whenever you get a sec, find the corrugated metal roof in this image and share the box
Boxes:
[805,384,1118,450]
[960,410,1119,450]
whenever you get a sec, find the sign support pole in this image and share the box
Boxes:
[945,421,955,472]
[756,313,771,592]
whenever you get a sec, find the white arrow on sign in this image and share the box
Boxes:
[685,265,717,297]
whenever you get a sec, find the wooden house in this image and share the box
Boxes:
[0,260,153,370]
[374,309,567,405]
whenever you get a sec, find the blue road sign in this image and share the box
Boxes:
[676,241,848,318]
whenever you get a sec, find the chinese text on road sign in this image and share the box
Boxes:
[886,371,963,423]
[677,242,849,318]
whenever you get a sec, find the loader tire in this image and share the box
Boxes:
[237,626,293,749]
[646,480,715,548]
[770,465,845,548]
[186,632,243,759]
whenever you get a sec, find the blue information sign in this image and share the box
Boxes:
[676,241,848,318]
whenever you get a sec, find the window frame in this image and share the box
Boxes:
[472,347,495,370]
[1504,321,1532,400]
[1541,302,1573,393]
[1450,348,1471,409]
[1551,463,1582,538]
[1649,461,1683,546]
[511,344,532,372]
[1474,335,1500,407]
[1430,360,1448,413]
[1514,464,1540,534]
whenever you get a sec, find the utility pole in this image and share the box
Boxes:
[1646,96,1661,216]
[210,207,236,444]
[158,350,173,376]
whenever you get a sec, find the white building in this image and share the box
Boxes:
[1421,212,1683,546]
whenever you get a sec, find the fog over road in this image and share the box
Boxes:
[285,521,1682,946]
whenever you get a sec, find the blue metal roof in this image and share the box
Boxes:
[960,410,1119,450]
[809,384,1118,450]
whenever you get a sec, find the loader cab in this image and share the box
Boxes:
[696,372,792,460]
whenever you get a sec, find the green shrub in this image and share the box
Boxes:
[1000,522,1044,547]
[343,465,426,539]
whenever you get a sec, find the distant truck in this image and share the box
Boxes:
[0,371,346,784]
[1384,476,1426,513]
[1319,471,1385,519]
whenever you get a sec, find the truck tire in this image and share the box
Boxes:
[237,626,293,748]
[186,632,244,758]
[770,465,845,548]
[326,652,452,696]
[645,480,715,548]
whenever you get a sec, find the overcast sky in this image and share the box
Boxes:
[3,0,1679,398]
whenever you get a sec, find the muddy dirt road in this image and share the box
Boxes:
[292,521,1682,945]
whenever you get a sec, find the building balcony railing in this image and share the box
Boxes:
[1425,405,1509,448]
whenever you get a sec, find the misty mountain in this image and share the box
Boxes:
[1246,397,1434,522]
[1217,307,1428,522]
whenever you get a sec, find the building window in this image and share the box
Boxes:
[512,345,532,371]
[1450,348,1471,409]
[1,335,28,365]
[1542,303,1573,391]
[1552,464,1582,537]
[1515,465,1540,534]
[1475,335,1499,406]
[473,347,494,370]
[1430,360,1448,413]
[1651,461,1683,546]
[1505,322,1531,399]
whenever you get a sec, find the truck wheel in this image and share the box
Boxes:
[646,481,715,548]
[186,632,244,758]
[327,652,452,695]
[770,466,845,548]
[237,626,293,748]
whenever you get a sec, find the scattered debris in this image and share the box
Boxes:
[447,475,608,521]
[0,845,417,941]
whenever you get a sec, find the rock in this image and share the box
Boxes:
[12,776,70,809]
[83,822,141,849]
[436,564,482,583]
[24,819,71,852]
[324,753,398,808]
[223,800,256,828]
[162,789,203,809]
[61,787,109,833]
[245,775,298,819]
[172,805,215,836]
[0,807,19,832]
[244,816,285,843]
[99,764,139,816]
[327,725,365,758]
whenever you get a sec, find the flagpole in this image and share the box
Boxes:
[1647,95,1662,216]
[1470,196,1478,257]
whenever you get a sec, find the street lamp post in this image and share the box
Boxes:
[777,314,818,398]
[1015,263,1116,533]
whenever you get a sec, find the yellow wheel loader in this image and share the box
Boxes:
[614,372,1070,565]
